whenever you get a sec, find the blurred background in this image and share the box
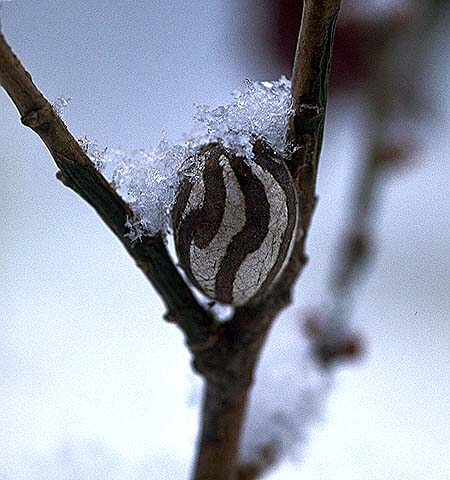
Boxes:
[0,1,449,479]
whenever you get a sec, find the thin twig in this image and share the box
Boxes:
[191,1,341,479]
[0,0,341,475]
[0,32,217,350]
[328,11,417,323]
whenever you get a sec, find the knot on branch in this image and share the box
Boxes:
[21,105,53,131]
[292,103,325,136]
[55,170,73,187]
[298,103,323,117]
[164,311,219,353]
[188,333,219,353]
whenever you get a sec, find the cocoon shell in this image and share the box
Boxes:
[172,141,298,305]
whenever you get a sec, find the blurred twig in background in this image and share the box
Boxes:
[308,0,443,367]
[3,0,445,478]
[238,0,446,477]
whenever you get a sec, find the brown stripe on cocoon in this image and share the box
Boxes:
[172,141,298,306]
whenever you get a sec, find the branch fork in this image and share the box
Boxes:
[0,1,341,478]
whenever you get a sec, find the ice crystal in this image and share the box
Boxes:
[194,76,293,159]
[99,139,197,238]
[52,96,72,118]
[78,136,107,171]
[80,77,293,237]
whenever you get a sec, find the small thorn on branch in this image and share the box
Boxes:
[55,170,71,187]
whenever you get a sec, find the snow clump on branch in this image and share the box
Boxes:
[80,77,293,239]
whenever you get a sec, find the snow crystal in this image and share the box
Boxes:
[80,136,196,238]
[79,77,293,238]
[52,96,72,118]
[194,76,293,159]
[78,136,108,171]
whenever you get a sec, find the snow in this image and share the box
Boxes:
[79,77,293,239]
[52,96,72,118]
[194,76,293,159]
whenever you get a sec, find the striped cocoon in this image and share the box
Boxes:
[172,141,298,306]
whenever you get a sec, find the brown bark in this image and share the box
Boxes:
[0,31,217,352]
[0,1,341,478]
[193,386,249,480]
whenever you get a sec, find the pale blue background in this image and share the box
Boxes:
[1,1,449,479]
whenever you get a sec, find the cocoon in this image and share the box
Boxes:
[172,141,298,305]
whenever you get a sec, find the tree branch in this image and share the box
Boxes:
[284,0,341,295]
[1,0,341,475]
[329,13,414,317]
[191,1,341,479]
[0,31,217,350]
